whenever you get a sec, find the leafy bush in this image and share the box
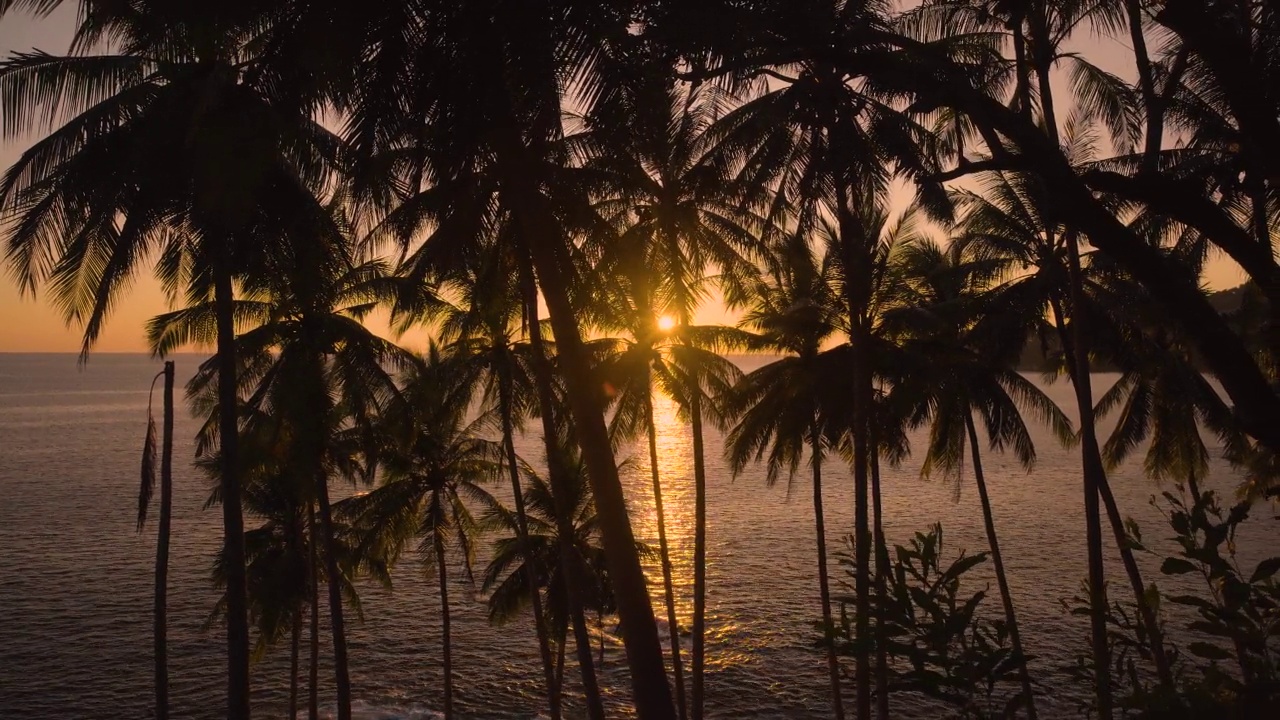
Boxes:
[825,525,1031,718]
[1062,488,1280,717]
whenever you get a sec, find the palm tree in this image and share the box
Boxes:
[343,356,501,720]
[886,237,1080,719]
[0,6,346,714]
[337,5,678,709]
[150,233,411,720]
[428,256,567,719]
[377,176,610,717]
[137,360,175,720]
[481,441,650,713]
[721,237,849,719]
[585,74,765,719]
[954,164,1177,695]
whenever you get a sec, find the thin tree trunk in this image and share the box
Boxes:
[523,271,606,720]
[834,186,873,720]
[314,471,352,720]
[690,390,708,720]
[644,393,689,720]
[964,414,1037,719]
[1052,296,1175,691]
[436,536,454,720]
[308,503,320,720]
[290,603,301,720]
[1061,233,1113,720]
[153,361,174,720]
[213,261,252,720]
[500,379,562,720]
[503,124,675,720]
[810,424,846,720]
[1125,0,1163,173]
[555,622,568,699]
[869,426,889,720]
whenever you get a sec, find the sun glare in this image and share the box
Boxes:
[657,315,677,332]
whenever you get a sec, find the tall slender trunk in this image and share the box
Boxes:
[314,472,352,720]
[834,187,873,720]
[500,118,674,720]
[153,361,174,720]
[1063,234,1113,720]
[1125,0,1163,172]
[690,390,708,720]
[1051,294,1174,691]
[555,622,568,697]
[644,392,689,720]
[290,604,301,720]
[810,423,845,720]
[868,426,889,720]
[963,414,1037,719]
[213,260,252,720]
[524,273,606,720]
[308,503,320,720]
[436,536,454,720]
[499,378,562,719]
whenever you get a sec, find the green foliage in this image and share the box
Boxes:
[1061,488,1280,717]
[827,525,1032,718]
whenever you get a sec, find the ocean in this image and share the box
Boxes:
[1,353,1274,719]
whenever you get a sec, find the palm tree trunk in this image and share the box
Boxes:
[153,360,174,720]
[499,379,562,720]
[834,187,873,720]
[314,471,352,720]
[690,389,708,720]
[1060,233,1113,719]
[436,535,455,720]
[869,427,889,720]
[523,273,606,720]
[290,603,301,720]
[1051,293,1175,693]
[810,424,846,720]
[555,622,568,698]
[308,503,321,720]
[510,177,675,720]
[963,414,1037,719]
[213,259,252,720]
[644,393,689,720]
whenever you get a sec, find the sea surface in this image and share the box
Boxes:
[1,353,1276,719]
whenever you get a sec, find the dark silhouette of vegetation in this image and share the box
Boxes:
[2,1,1279,718]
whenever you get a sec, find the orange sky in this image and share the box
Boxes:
[0,6,1246,352]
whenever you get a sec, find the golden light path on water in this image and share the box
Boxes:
[621,391,754,674]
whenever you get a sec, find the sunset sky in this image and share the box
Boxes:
[0,6,1247,353]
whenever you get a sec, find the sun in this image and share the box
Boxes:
[656,315,677,332]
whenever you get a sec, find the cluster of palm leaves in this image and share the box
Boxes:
[3,1,1278,719]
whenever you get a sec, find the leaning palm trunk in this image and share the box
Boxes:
[141,360,175,720]
[524,272,606,720]
[290,604,301,720]
[499,379,563,719]
[1061,234,1113,719]
[1051,286,1175,693]
[964,414,1037,719]
[810,424,846,720]
[869,427,889,720]
[502,143,675,718]
[308,503,321,720]
[643,390,689,720]
[435,535,455,720]
[213,260,252,720]
[690,390,708,720]
[315,473,353,720]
